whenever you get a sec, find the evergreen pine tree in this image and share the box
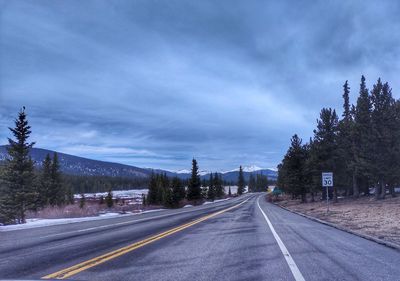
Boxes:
[228,186,232,196]
[353,75,373,196]
[50,153,64,206]
[280,134,308,202]
[79,193,85,209]
[237,166,245,195]
[147,172,158,205]
[303,138,319,202]
[38,153,52,208]
[171,176,185,207]
[370,79,395,199]
[0,107,36,224]
[389,100,400,197]
[106,189,113,208]
[313,108,340,201]
[207,173,215,201]
[159,173,169,205]
[337,80,355,197]
[66,185,74,204]
[214,173,225,198]
[187,159,202,201]
[163,186,174,208]
[248,174,256,192]
[255,174,269,192]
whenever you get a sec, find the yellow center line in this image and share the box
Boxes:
[42,197,250,280]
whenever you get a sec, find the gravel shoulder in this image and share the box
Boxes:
[276,195,400,246]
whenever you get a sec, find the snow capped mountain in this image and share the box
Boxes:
[176,169,191,174]
[175,169,210,176]
[224,165,265,173]
[172,165,277,177]
[198,170,211,176]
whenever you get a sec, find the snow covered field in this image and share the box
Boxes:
[75,187,244,200]
[224,186,248,194]
[74,189,148,199]
[0,212,131,231]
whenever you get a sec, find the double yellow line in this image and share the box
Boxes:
[42,198,249,280]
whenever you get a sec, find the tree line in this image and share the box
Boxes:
[64,174,148,194]
[277,76,400,202]
[146,160,248,207]
[248,173,269,192]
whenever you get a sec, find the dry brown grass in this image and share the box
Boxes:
[277,195,400,245]
[26,200,152,219]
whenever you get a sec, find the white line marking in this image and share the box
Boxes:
[41,196,248,239]
[257,196,306,281]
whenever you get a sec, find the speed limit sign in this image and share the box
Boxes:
[322,172,333,187]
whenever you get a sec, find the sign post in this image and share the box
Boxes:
[322,172,333,214]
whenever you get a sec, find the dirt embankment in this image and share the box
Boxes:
[277,195,400,245]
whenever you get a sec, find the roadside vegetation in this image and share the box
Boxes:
[275,77,400,246]
[278,195,400,246]
[277,76,400,202]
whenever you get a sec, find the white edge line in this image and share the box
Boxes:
[257,196,306,281]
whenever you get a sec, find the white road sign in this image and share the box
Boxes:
[322,172,333,187]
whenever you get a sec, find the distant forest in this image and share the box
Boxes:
[0,161,148,194]
[63,174,148,194]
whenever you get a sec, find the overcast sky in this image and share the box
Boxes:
[1,1,400,171]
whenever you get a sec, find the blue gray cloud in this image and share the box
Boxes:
[1,0,400,171]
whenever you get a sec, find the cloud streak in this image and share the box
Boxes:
[1,0,400,170]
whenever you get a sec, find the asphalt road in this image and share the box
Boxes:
[1,193,400,281]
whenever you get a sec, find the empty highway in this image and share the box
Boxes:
[1,193,399,281]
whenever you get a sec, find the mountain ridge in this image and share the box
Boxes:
[0,145,277,181]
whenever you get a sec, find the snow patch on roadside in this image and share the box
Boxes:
[141,209,165,214]
[203,198,231,205]
[0,208,164,232]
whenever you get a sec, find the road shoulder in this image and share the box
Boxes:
[273,199,400,251]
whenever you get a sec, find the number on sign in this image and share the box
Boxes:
[322,172,333,187]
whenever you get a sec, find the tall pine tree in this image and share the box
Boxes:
[237,166,245,195]
[337,81,355,197]
[313,108,340,201]
[1,107,36,224]
[187,159,202,201]
[171,176,185,207]
[147,171,158,205]
[248,173,256,192]
[207,173,215,201]
[279,135,308,202]
[214,173,225,198]
[353,75,373,196]
[50,153,64,206]
[37,153,52,208]
[370,79,395,199]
